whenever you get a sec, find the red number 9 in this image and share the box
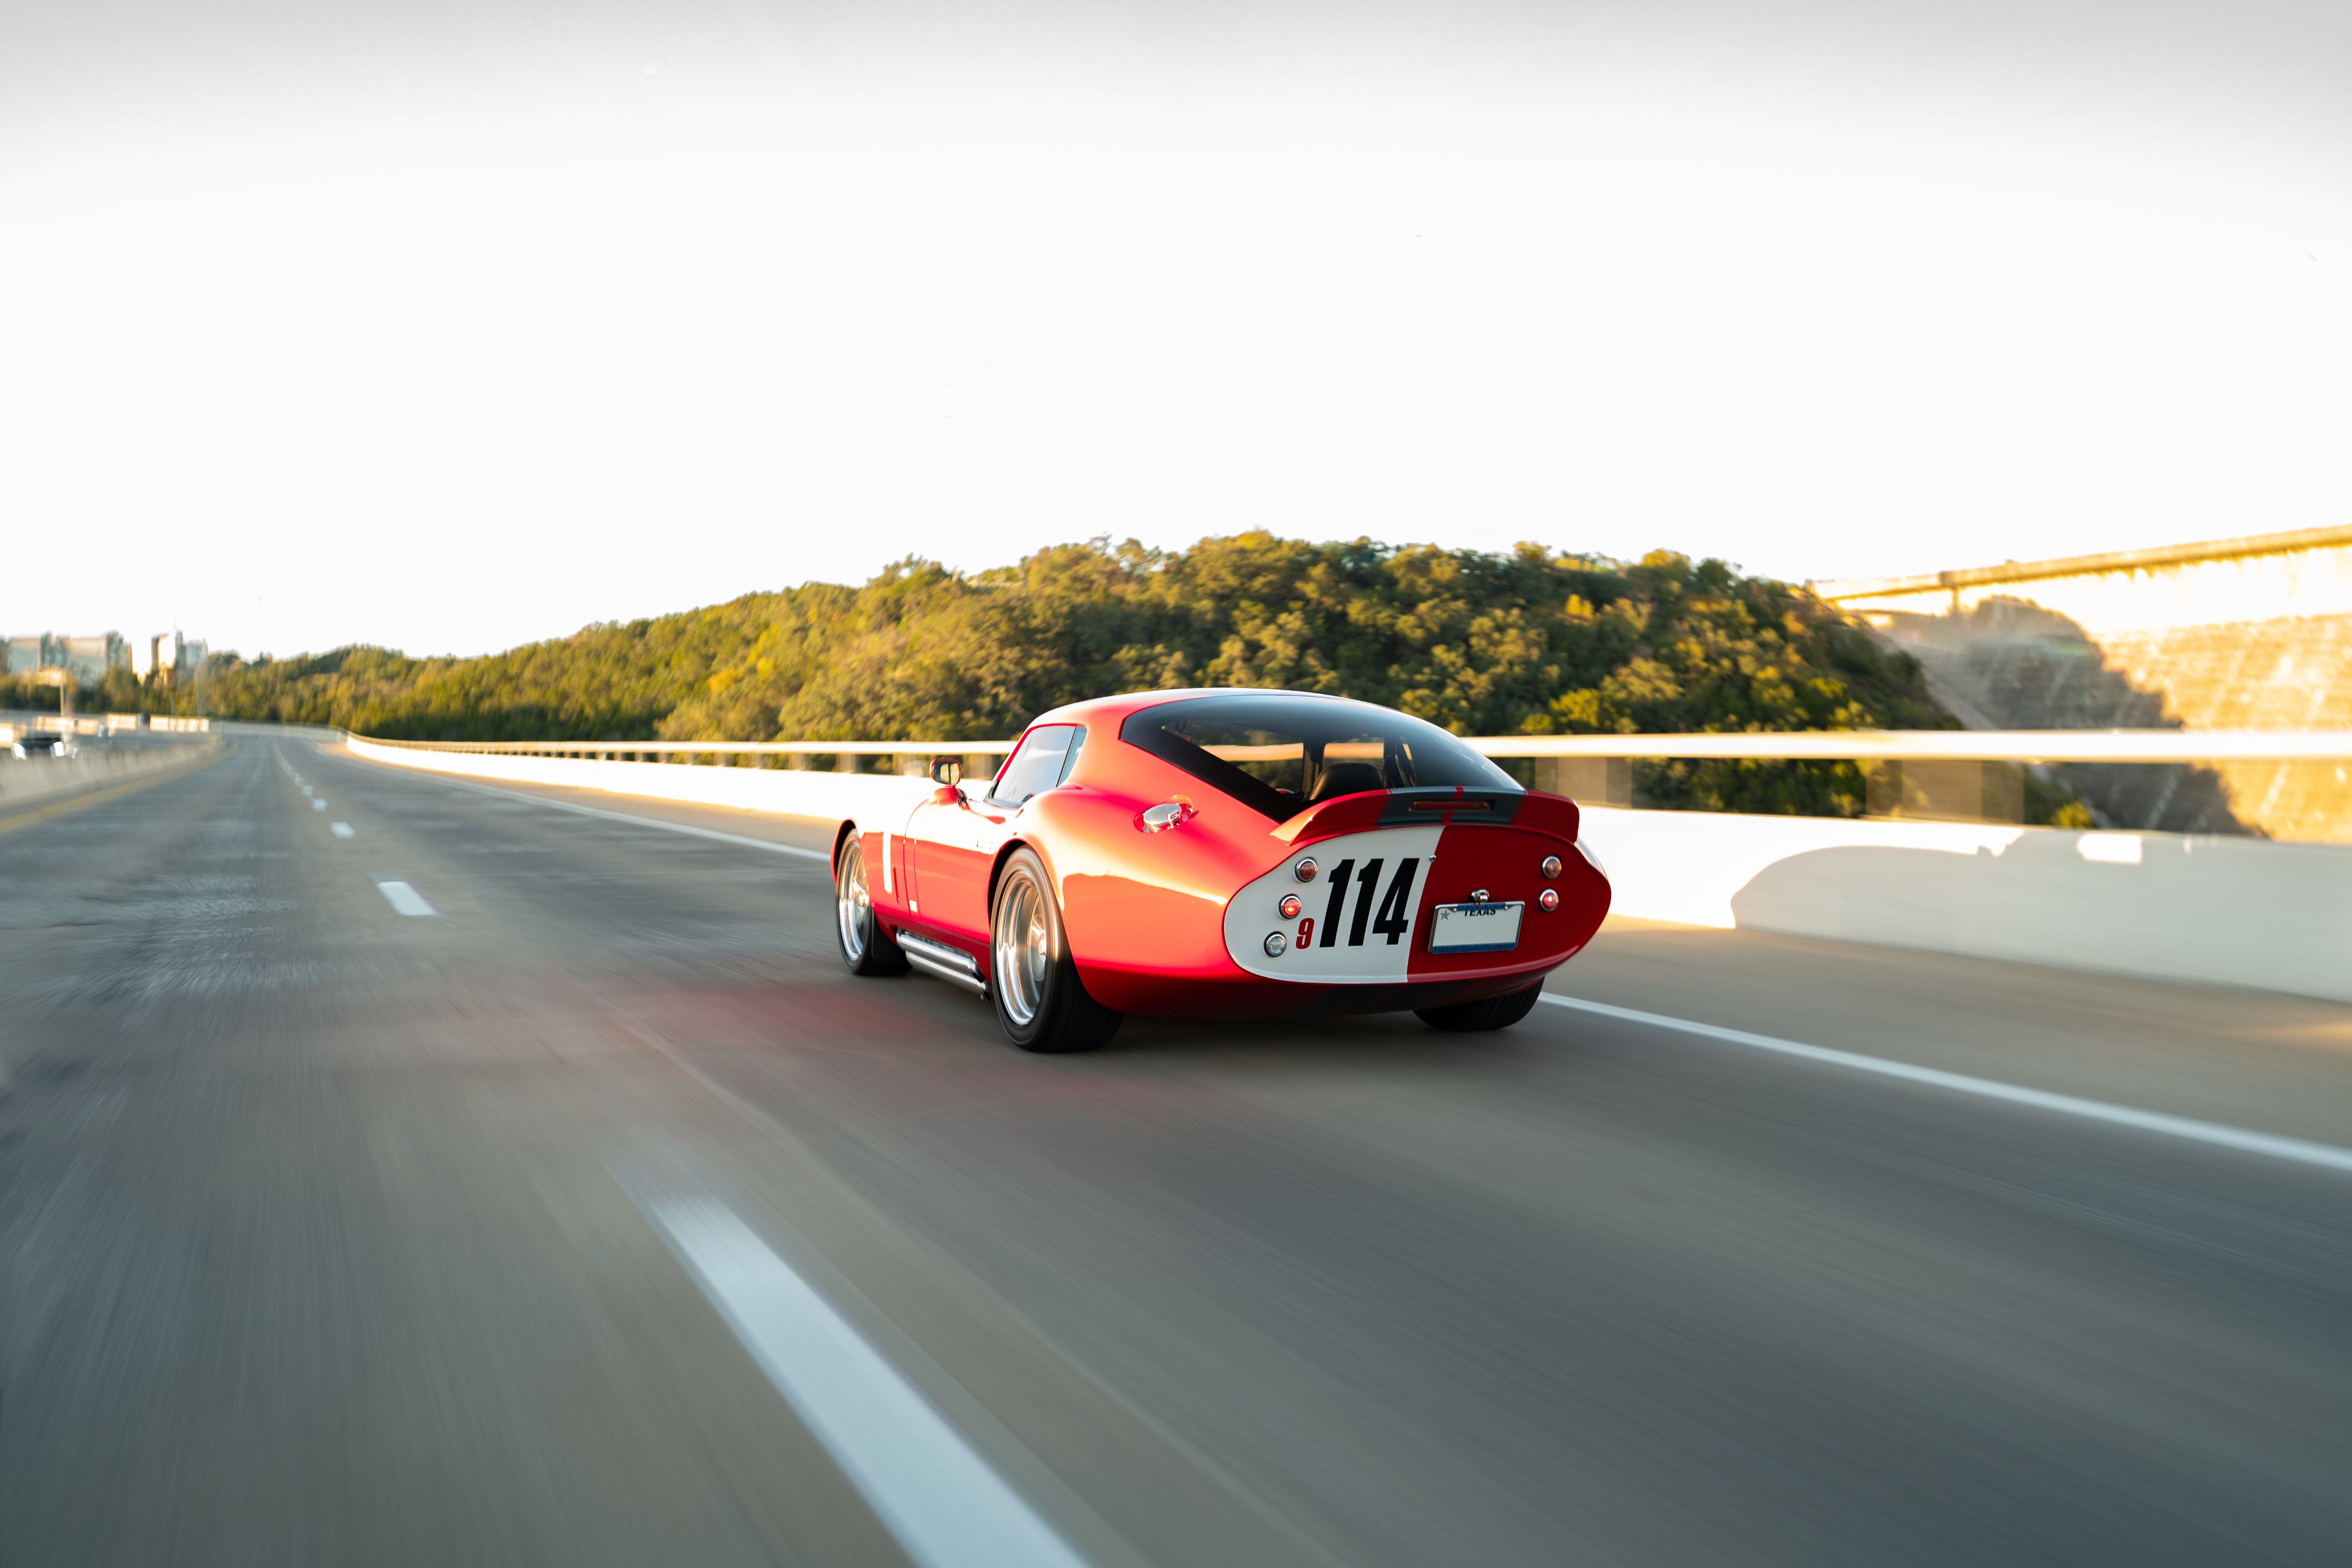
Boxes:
[1297,917,1314,948]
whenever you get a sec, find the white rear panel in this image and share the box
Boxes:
[1223,826,1442,982]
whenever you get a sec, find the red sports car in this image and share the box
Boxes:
[830,690,1612,1051]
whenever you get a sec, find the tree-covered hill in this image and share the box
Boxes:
[189,534,1968,815]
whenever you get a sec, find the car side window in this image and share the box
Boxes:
[989,725,1081,807]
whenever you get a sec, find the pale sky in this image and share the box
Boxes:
[4,0,2347,658]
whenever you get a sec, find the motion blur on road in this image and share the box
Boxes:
[2,731,2347,1566]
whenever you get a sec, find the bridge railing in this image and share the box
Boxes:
[1464,731,2352,821]
[350,735,1017,768]
[1464,730,2352,763]
[350,728,2352,823]
[347,728,2352,763]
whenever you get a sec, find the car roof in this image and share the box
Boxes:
[1025,688,1376,732]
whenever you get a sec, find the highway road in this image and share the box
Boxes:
[3,732,2348,1566]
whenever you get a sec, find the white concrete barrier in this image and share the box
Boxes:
[345,735,932,825]
[0,736,222,809]
[1583,805,2352,1003]
[345,735,2352,1004]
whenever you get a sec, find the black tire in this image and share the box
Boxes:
[1415,982,1543,1033]
[835,834,908,977]
[988,847,1122,1053]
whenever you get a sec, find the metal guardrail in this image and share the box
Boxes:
[0,711,211,736]
[1465,730,2352,763]
[353,729,2352,765]
[350,736,1018,765]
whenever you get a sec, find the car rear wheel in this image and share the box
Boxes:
[835,834,908,977]
[1415,982,1543,1032]
[989,847,1121,1053]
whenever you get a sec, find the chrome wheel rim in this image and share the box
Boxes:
[837,841,870,961]
[993,875,1051,1027]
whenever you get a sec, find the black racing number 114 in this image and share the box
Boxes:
[1318,858,1419,947]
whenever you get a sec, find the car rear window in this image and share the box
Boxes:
[1119,693,1521,821]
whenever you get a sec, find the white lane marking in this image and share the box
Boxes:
[649,1199,1090,1568]
[312,798,328,811]
[375,880,437,917]
[1538,995,2352,1177]
[300,785,312,795]
[330,821,356,838]
[371,771,830,861]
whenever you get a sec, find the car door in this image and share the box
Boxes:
[908,725,1083,943]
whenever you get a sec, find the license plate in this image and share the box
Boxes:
[1428,901,1523,953]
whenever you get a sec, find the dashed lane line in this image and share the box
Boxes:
[1537,994,2352,1178]
[330,822,355,838]
[375,880,437,917]
[646,1196,1091,1568]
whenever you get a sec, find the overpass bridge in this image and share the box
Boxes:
[1818,524,2352,841]
[2,727,2347,1566]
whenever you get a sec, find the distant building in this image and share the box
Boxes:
[4,631,188,684]
[61,633,132,682]
[3,633,130,680]
[151,631,206,686]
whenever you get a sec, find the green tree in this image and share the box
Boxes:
[178,533,2062,820]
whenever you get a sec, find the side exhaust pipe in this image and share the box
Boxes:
[895,931,987,994]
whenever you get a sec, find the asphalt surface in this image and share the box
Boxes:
[2,731,2348,1567]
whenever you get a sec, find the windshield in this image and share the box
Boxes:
[988,724,1084,807]
[1119,693,1521,821]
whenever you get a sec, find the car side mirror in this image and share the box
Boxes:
[927,755,963,787]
